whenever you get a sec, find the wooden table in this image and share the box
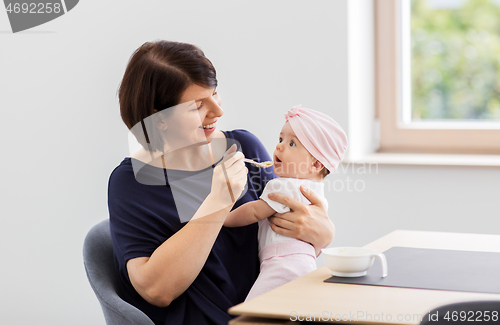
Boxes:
[228,230,500,324]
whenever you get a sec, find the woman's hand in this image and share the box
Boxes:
[210,144,248,208]
[267,185,335,256]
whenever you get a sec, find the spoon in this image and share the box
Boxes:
[243,158,274,168]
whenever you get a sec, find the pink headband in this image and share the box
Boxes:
[285,105,348,171]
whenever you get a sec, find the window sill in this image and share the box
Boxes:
[343,153,500,167]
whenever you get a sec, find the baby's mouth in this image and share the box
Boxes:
[274,155,282,163]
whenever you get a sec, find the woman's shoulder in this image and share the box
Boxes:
[108,158,134,193]
[223,129,261,144]
[108,158,154,196]
[109,157,133,181]
[223,129,267,157]
[109,157,169,191]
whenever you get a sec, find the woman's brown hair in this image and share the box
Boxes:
[118,40,217,151]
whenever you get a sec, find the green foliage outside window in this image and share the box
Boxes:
[411,0,500,120]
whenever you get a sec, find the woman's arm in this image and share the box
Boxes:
[266,185,335,256]
[223,199,275,227]
[127,194,231,307]
[126,148,248,307]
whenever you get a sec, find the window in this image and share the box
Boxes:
[375,0,500,154]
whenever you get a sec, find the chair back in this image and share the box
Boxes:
[83,219,155,325]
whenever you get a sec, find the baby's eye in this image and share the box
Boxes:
[289,140,296,147]
[279,137,283,143]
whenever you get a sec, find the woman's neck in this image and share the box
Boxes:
[162,144,214,170]
[131,130,226,171]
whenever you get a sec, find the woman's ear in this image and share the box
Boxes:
[157,120,168,131]
[154,112,168,131]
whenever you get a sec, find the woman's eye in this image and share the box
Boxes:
[196,101,204,110]
[213,91,218,96]
[289,140,295,147]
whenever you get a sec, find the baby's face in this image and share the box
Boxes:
[273,122,317,179]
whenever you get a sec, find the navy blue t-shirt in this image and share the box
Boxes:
[108,130,277,325]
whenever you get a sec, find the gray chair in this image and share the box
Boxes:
[83,219,155,325]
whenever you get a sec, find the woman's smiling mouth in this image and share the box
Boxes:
[201,122,216,129]
[199,120,217,133]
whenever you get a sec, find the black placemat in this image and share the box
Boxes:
[324,247,500,294]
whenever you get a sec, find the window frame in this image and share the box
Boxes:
[375,0,500,155]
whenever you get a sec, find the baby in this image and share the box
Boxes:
[224,105,348,301]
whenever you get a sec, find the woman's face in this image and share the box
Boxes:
[179,84,222,142]
[158,84,223,150]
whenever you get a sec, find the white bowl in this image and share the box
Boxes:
[322,247,388,277]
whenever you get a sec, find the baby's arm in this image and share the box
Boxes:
[224,199,276,227]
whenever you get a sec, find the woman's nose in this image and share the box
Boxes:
[207,96,223,117]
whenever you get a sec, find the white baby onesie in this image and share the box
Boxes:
[258,177,329,252]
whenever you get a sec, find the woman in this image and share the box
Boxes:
[109,40,335,325]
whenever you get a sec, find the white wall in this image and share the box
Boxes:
[0,1,498,324]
